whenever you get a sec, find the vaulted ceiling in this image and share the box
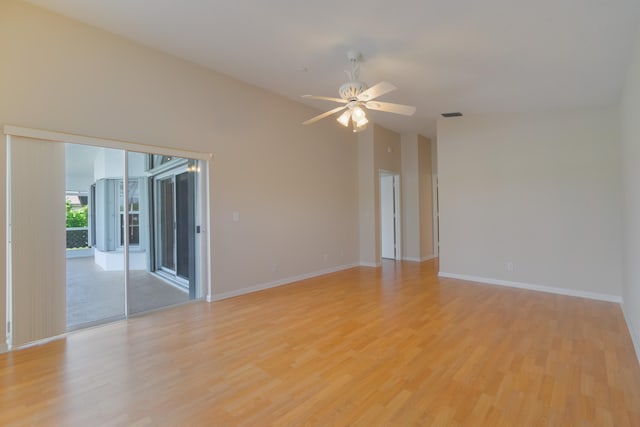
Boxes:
[26,0,640,138]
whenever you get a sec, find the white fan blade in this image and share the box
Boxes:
[302,95,348,104]
[365,101,416,116]
[302,105,347,125]
[358,81,397,101]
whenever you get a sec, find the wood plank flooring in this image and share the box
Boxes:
[1,259,639,426]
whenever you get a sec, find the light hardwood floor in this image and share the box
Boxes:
[1,259,639,426]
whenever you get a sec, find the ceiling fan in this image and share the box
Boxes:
[302,51,416,132]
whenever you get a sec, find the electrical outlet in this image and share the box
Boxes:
[506,262,514,272]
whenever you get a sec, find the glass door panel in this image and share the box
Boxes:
[65,143,125,329]
[159,177,175,271]
[126,151,200,315]
[175,172,191,280]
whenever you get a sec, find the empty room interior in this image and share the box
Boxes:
[2,0,640,425]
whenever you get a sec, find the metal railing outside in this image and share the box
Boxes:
[66,227,89,249]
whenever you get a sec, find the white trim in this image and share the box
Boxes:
[393,174,402,261]
[402,256,435,262]
[622,303,640,365]
[3,125,212,161]
[210,263,359,301]
[5,135,12,350]
[205,162,213,303]
[378,169,402,262]
[0,342,7,353]
[123,152,130,317]
[437,272,623,303]
[11,332,67,351]
[360,262,380,268]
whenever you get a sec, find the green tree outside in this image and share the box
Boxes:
[66,201,88,228]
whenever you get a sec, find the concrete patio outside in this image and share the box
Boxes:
[66,257,190,329]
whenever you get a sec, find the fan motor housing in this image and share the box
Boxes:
[339,81,368,100]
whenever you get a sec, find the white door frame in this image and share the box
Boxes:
[379,170,402,262]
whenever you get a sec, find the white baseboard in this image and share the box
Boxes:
[0,342,7,353]
[402,256,435,263]
[210,263,360,301]
[12,332,67,352]
[622,303,640,365]
[438,272,623,303]
[359,262,380,268]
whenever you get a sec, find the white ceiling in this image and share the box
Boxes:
[26,0,640,138]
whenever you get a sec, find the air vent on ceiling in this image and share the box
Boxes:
[441,112,463,117]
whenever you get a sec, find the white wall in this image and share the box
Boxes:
[94,148,125,181]
[0,0,359,319]
[438,108,622,300]
[621,26,640,360]
[65,174,93,193]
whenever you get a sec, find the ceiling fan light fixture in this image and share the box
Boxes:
[301,52,415,129]
[339,81,367,99]
[352,122,367,133]
[337,110,351,127]
[355,116,368,128]
[351,106,366,122]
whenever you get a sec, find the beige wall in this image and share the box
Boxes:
[437,108,622,298]
[0,0,360,343]
[357,124,402,265]
[401,133,434,262]
[373,125,402,173]
[621,25,640,360]
[357,127,376,265]
[431,140,439,256]
[400,133,420,260]
[418,135,434,260]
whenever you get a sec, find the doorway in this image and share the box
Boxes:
[5,126,212,348]
[65,147,204,324]
[380,171,401,261]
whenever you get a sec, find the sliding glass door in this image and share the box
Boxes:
[176,171,195,288]
[6,127,210,349]
[126,152,200,314]
[158,177,176,272]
